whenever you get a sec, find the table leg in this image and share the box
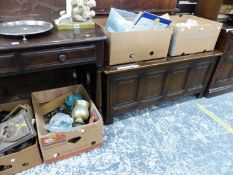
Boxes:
[95,41,105,113]
[96,69,102,113]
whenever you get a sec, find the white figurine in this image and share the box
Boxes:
[72,0,96,22]
[57,0,96,23]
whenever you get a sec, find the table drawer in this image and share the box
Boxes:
[21,45,96,69]
[0,54,19,73]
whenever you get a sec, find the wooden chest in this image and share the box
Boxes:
[103,52,222,124]
[194,0,233,97]
[205,27,233,97]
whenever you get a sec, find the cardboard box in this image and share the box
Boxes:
[31,85,103,164]
[169,15,222,56]
[0,100,42,175]
[95,18,173,65]
[220,5,233,15]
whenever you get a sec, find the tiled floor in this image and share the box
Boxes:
[19,92,233,175]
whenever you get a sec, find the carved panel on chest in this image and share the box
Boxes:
[189,62,211,89]
[112,73,138,107]
[226,44,233,58]
[142,69,166,100]
[167,66,189,95]
[217,62,233,83]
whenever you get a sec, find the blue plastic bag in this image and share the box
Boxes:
[44,113,73,133]
[105,8,137,32]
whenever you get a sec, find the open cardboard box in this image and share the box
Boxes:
[169,15,222,56]
[0,100,42,175]
[94,18,173,65]
[31,85,103,164]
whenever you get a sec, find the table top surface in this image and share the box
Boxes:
[0,24,107,52]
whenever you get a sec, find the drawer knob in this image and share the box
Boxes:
[129,53,135,59]
[59,54,67,62]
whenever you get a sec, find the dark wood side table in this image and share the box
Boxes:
[205,26,233,97]
[0,26,106,111]
[103,51,222,124]
[192,0,233,97]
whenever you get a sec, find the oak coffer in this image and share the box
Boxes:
[103,51,222,124]
[205,27,233,97]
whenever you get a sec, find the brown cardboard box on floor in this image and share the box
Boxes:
[94,18,173,66]
[31,85,103,164]
[0,100,42,175]
[169,15,222,56]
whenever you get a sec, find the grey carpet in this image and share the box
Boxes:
[19,92,233,175]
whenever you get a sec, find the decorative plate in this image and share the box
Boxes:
[0,20,53,40]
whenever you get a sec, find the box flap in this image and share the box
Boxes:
[0,100,29,112]
[170,15,223,27]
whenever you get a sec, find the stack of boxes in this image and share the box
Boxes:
[0,101,42,175]
[96,14,222,66]
[0,85,103,174]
